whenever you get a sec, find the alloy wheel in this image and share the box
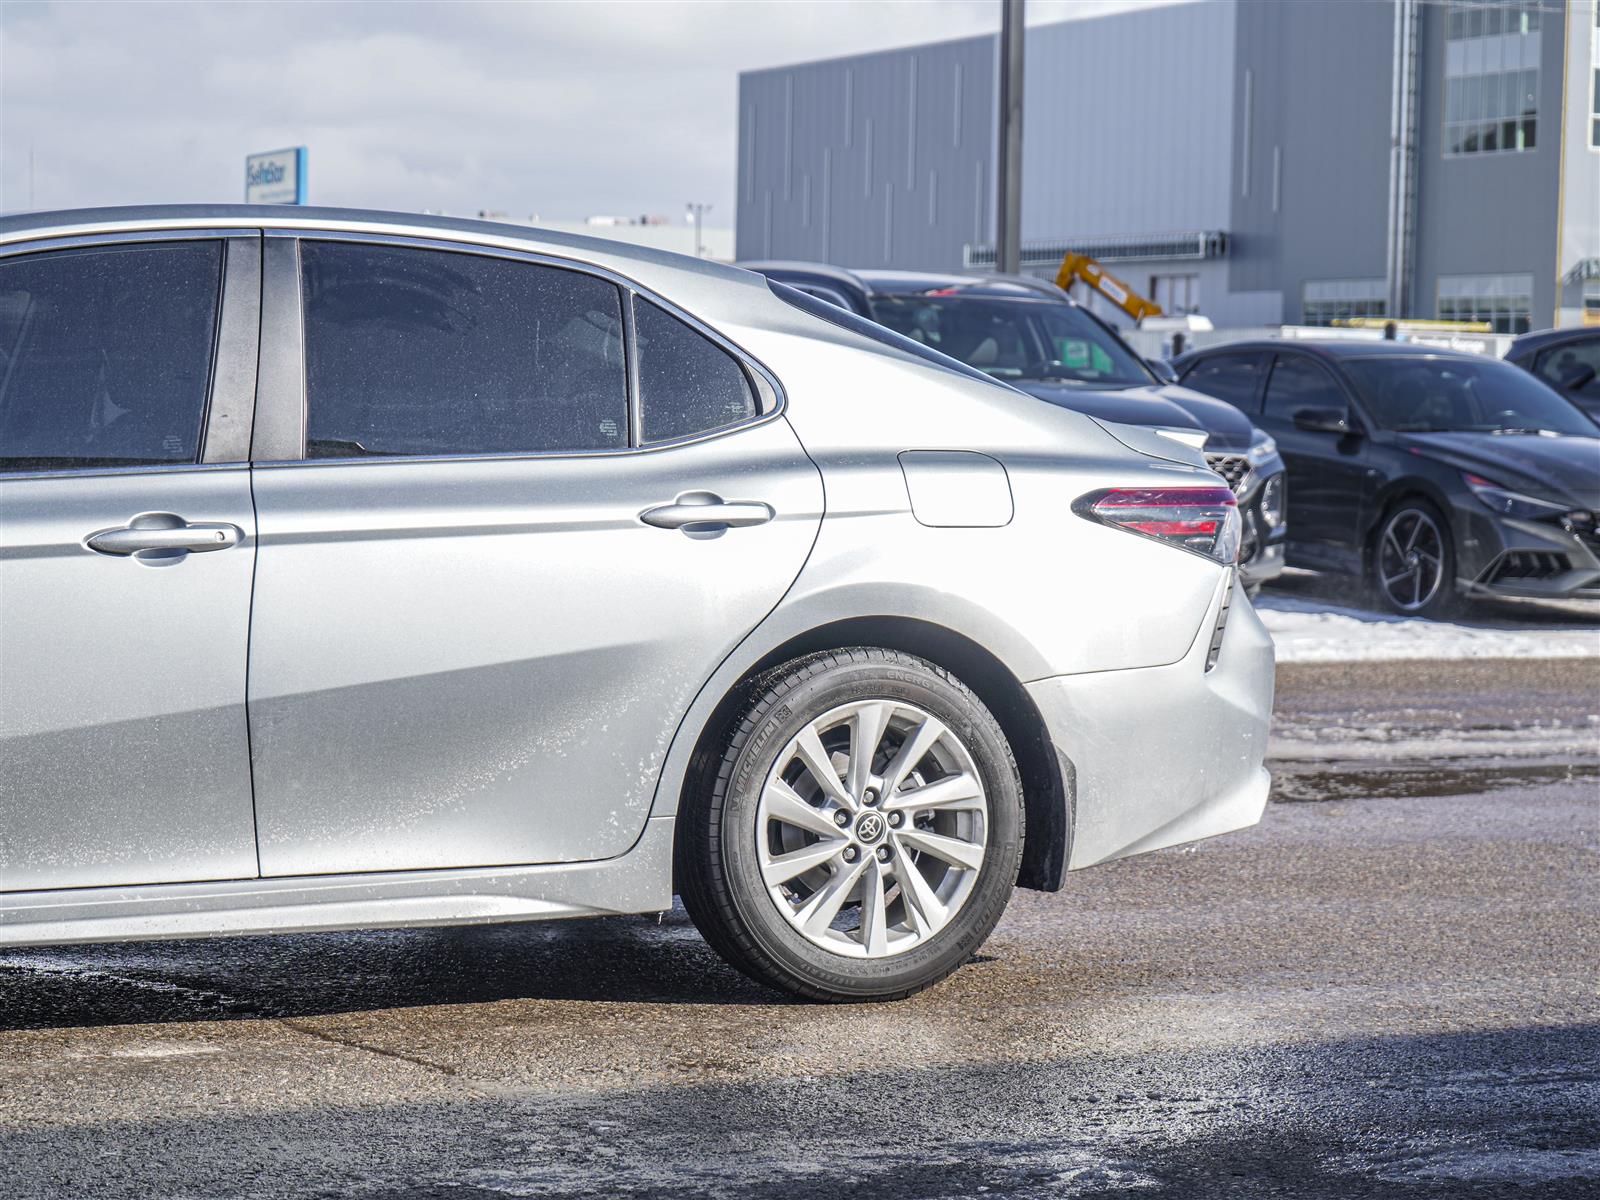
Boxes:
[755,700,989,959]
[1377,508,1446,613]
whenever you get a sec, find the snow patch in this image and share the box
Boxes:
[1255,594,1600,663]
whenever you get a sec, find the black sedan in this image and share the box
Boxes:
[1175,340,1600,615]
[738,261,1288,589]
[1505,327,1600,422]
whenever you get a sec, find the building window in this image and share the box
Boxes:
[1149,273,1201,315]
[1443,1,1540,157]
[1437,273,1533,334]
[1302,279,1387,327]
[1592,66,1599,148]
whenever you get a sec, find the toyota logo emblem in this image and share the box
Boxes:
[856,812,886,843]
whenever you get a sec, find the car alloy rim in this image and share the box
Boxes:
[755,700,989,959]
[1379,508,1445,611]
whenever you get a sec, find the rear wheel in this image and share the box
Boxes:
[1370,499,1457,618]
[678,648,1023,1001]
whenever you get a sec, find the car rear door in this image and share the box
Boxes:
[245,235,823,877]
[0,232,261,891]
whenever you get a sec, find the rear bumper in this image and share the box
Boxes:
[1028,572,1275,870]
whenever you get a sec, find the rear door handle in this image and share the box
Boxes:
[640,492,774,535]
[86,514,242,558]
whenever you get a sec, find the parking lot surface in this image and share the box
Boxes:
[1,656,1596,1199]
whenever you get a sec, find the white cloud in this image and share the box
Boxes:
[0,0,1189,220]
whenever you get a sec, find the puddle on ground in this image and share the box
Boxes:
[1268,758,1599,804]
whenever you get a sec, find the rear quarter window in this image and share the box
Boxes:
[635,299,758,444]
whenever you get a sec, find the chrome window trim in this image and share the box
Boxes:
[0,461,249,484]
[0,228,259,474]
[0,226,252,260]
[268,227,787,464]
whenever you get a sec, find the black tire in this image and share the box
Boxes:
[678,648,1024,1002]
[1369,498,1459,618]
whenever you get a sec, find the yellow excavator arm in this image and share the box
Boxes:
[1054,252,1164,323]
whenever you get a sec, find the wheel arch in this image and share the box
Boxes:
[1363,477,1456,570]
[672,616,1073,894]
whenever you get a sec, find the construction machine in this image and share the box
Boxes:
[1054,252,1164,323]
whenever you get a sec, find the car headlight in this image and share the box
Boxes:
[1246,432,1277,467]
[1462,473,1571,520]
[1258,473,1286,528]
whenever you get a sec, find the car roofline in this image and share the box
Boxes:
[0,204,751,281]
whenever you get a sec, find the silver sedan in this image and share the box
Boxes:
[0,206,1273,1001]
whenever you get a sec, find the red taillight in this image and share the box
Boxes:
[1076,486,1242,564]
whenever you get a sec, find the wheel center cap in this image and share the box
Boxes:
[855,811,886,844]
[1407,551,1420,566]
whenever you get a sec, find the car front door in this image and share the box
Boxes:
[0,233,261,891]
[1259,352,1371,570]
[246,237,824,877]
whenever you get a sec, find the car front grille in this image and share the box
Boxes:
[1205,453,1249,495]
[1482,551,1569,584]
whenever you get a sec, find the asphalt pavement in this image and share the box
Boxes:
[1,656,1596,1199]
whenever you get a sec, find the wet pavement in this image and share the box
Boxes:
[1,657,1597,1198]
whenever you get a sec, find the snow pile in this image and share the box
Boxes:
[1256,594,1600,663]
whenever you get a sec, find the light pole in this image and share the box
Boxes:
[996,0,1025,276]
[686,202,713,258]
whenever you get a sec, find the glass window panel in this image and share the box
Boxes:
[0,242,222,473]
[301,242,628,458]
[1522,118,1535,149]
[635,299,758,444]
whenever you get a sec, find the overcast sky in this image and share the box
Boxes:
[1,0,1180,223]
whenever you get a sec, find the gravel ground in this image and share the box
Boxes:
[0,658,1596,1199]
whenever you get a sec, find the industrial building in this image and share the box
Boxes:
[736,0,1600,331]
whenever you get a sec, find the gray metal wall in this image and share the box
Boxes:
[1412,1,1567,326]
[1019,2,1237,240]
[736,34,996,268]
[1228,0,1395,321]
[737,0,1578,328]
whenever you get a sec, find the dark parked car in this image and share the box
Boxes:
[1175,340,1600,615]
[739,262,1287,589]
[1506,327,1600,422]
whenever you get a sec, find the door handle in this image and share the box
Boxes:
[86,514,242,558]
[640,492,774,535]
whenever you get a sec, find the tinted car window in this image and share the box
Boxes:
[1180,353,1267,413]
[1534,338,1600,397]
[767,280,1007,389]
[1343,356,1595,436]
[867,294,1152,386]
[0,241,222,473]
[301,242,627,458]
[635,299,758,444]
[1263,355,1347,421]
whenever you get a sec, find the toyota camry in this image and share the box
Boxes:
[0,206,1273,1000]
